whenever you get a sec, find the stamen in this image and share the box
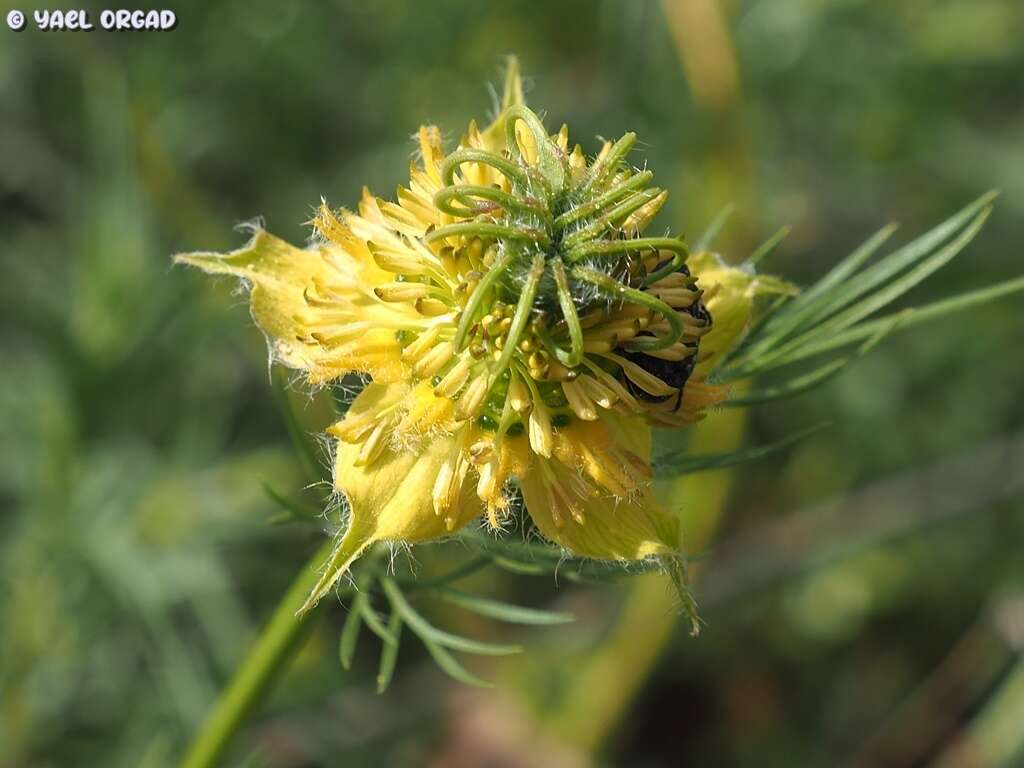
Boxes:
[508,372,532,414]
[374,282,436,302]
[457,375,490,419]
[577,375,618,409]
[434,355,472,397]
[643,343,697,362]
[401,325,442,363]
[562,380,598,421]
[413,341,454,378]
[432,459,455,516]
[355,421,389,467]
[306,321,371,346]
[601,352,679,397]
[415,298,453,317]
[580,358,642,413]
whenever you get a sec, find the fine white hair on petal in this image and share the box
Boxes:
[234,216,266,235]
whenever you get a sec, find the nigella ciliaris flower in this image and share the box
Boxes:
[176,60,792,624]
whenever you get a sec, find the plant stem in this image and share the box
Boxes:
[179,540,335,768]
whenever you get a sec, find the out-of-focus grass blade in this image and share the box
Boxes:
[695,203,735,251]
[759,275,1024,367]
[376,610,403,694]
[933,657,1024,768]
[654,423,827,476]
[381,577,521,656]
[435,587,574,625]
[359,599,398,646]
[338,592,365,671]
[745,225,791,268]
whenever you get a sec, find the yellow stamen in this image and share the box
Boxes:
[562,380,598,421]
[413,341,454,378]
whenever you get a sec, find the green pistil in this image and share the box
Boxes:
[572,265,685,352]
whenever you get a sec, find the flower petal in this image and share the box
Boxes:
[302,391,482,611]
[174,229,411,383]
[480,56,525,151]
[519,414,680,560]
[520,466,678,561]
[689,250,796,376]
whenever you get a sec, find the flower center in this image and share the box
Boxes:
[386,106,714,435]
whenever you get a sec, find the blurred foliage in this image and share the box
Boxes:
[2,1,1023,766]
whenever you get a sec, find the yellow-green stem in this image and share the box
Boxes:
[178,540,334,768]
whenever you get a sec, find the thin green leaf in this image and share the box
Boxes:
[375,610,403,694]
[359,599,398,646]
[714,292,794,370]
[757,275,1024,366]
[654,423,828,476]
[723,358,849,405]
[784,191,995,336]
[724,310,904,402]
[745,204,992,373]
[742,222,899,359]
[436,588,574,625]
[381,577,522,656]
[418,634,493,688]
[805,206,990,336]
[490,555,549,575]
[338,592,365,671]
[745,225,791,268]
[459,529,564,562]
[400,555,492,590]
[695,203,735,251]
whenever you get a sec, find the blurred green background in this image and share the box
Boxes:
[2,1,1023,766]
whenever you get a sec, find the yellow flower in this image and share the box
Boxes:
[175,59,786,622]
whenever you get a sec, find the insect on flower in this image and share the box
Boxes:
[175,58,1007,631]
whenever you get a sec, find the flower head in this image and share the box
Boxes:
[176,59,788,622]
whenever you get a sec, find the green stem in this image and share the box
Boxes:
[178,539,336,768]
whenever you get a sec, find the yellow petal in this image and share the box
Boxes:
[480,55,525,152]
[302,396,482,612]
[174,229,412,383]
[520,463,678,561]
[688,250,797,376]
[520,414,679,560]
